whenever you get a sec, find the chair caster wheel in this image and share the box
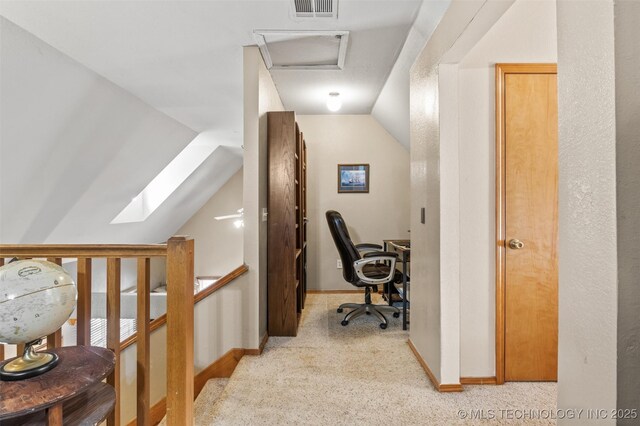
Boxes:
[337,308,343,313]
[393,312,400,318]
[380,323,387,330]
[366,311,371,315]
[341,320,349,326]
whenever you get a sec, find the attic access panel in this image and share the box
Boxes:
[254,30,349,70]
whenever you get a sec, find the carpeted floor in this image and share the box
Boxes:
[194,293,557,425]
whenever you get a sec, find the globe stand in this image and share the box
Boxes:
[0,339,59,381]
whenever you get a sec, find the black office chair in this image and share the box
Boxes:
[325,210,400,329]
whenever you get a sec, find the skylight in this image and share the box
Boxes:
[111,133,218,224]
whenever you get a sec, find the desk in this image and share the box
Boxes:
[383,239,410,330]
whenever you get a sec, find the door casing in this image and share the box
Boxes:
[495,63,558,385]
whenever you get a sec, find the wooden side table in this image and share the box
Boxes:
[0,346,116,425]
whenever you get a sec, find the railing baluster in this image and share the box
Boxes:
[0,259,3,360]
[166,237,194,426]
[0,241,192,425]
[136,257,151,426]
[47,258,63,349]
[77,258,92,346]
[107,258,121,426]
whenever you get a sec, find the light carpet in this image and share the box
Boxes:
[195,293,557,425]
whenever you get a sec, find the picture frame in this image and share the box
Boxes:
[338,164,370,193]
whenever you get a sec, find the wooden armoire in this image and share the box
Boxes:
[267,111,307,337]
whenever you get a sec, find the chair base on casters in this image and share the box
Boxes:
[337,286,400,329]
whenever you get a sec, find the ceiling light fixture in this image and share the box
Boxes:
[327,92,342,112]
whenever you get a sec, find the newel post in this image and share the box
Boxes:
[166,236,194,425]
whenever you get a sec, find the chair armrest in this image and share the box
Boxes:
[353,256,397,284]
[355,243,383,251]
[363,251,398,259]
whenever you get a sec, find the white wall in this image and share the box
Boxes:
[118,271,254,424]
[177,168,244,277]
[243,46,285,345]
[557,0,619,422]
[457,0,557,377]
[120,326,167,424]
[295,115,410,291]
[614,0,640,418]
[437,63,462,386]
[192,273,255,367]
[409,0,493,386]
[0,17,231,246]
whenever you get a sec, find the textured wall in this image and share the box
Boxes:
[614,0,640,420]
[257,51,286,343]
[243,46,285,347]
[556,0,618,422]
[408,0,489,383]
[295,115,410,291]
[410,60,443,382]
[437,64,461,385]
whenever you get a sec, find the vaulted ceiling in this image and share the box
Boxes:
[0,0,450,244]
[0,0,424,147]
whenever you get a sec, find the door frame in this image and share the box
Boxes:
[495,63,558,385]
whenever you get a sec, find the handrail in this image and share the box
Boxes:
[119,264,248,351]
[194,264,249,304]
[0,244,168,258]
[0,236,193,426]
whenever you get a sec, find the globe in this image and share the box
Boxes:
[0,259,77,380]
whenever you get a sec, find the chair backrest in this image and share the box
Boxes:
[325,210,361,284]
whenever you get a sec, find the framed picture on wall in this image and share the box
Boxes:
[338,164,370,193]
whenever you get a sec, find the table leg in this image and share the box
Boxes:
[384,242,393,306]
[402,252,408,330]
[47,404,63,425]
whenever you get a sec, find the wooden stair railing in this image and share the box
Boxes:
[0,236,194,426]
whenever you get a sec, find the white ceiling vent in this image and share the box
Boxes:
[254,30,349,70]
[293,0,338,18]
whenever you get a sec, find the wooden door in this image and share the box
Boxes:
[496,64,558,382]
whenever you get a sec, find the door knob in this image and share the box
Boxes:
[509,239,525,250]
